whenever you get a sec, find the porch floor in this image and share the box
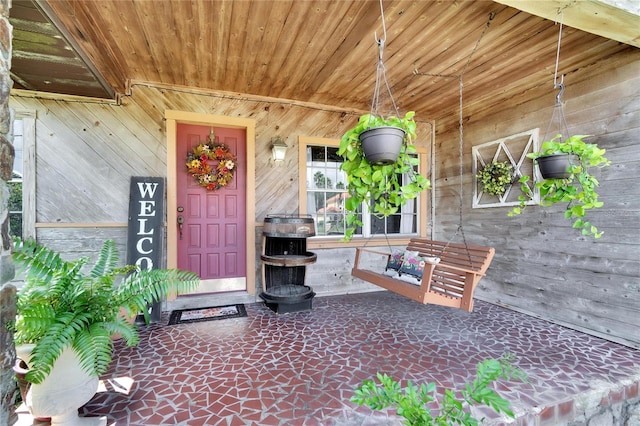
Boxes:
[16,291,640,425]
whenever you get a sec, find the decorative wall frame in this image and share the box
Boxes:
[472,129,540,209]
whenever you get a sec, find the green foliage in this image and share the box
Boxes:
[476,161,513,196]
[12,239,200,384]
[314,171,333,189]
[508,134,611,239]
[338,112,431,241]
[8,180,23,238]
[351,355,526,426]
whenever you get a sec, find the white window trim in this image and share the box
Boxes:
[472,128,540,209]
[298,135,429,247]
[14,109,36,240]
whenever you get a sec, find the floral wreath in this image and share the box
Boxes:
[186,143,237,191]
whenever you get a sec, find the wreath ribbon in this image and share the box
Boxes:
[186,143,237,191]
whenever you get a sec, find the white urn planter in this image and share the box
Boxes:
[16,344,107,426]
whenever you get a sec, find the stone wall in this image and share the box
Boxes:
[0,0,16,423]
[0,285,16,425]
[544,379,640,426]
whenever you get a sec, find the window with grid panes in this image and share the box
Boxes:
[303,140,421,239]
[9,118,23,238]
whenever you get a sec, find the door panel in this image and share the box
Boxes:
[176,124,247,293]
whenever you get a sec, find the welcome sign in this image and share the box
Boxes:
[126,176,165,323]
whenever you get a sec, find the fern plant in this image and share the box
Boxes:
[12,238,199,384]
[352,355,526,425]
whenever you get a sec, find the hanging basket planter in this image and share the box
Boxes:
[360,126,405,165]
[334,0,431,241]
[536,153,579,179]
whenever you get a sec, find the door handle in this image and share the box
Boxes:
[177,215,184,240]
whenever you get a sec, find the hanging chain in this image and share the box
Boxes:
[457,76,468,248]
[410,12,494,247]
[543,11,570,141]
[455,13,494,251]
[461,12,495,76]
[456,12,493,249]
[553,13,564,89]
[375,0,388,46]
[383,11,495,254]
[369,0,400,120]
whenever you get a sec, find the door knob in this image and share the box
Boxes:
[177,215,184,240]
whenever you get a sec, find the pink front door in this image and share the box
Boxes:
[176,124,247,293]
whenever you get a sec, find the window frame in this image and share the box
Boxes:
[298,135,429,248]
[472,128,540,209]
[12,110,36,240]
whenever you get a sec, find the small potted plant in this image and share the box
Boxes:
[476,160,514,196]
[11,238,199,423]
[338,111,431,241]
[509,134,611,238]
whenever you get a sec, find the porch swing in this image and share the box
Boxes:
[349,9,496,312]
[350,92,496,312]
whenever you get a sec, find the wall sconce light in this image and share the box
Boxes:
[271,137,288,161]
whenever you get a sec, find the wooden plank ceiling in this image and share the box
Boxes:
[9,0,115,98]
[9,0,639,121]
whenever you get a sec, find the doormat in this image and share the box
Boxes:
[168,304,247,325]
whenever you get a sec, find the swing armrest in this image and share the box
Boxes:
[353,247,391,269]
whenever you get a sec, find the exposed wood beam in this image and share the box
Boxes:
[11,88,118,105]
[494,0,640,47]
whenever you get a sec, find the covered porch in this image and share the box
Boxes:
[16,291,640,425]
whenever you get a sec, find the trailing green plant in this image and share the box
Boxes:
[508,134,610,239]
[476,161,513,196]
[338,112,431,241]
[351,354,526,426]
[12,238,200,384]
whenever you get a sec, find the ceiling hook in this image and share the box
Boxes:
[376,36,385,62]
[375,0,388,62]
[555,75,565,105]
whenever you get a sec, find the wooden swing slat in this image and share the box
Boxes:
[351,238,495,312]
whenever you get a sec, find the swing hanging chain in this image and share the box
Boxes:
[456,13,494,263]
[461,12,495,76]
[433,12,494,261]
[458,76,465,241]
[457,11,493,231]
[370,6,493,258]
[458,75,472,265]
